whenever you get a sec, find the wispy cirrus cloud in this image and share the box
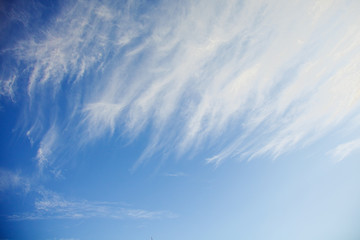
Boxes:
[164,172,187,177]
[1,0,360,171]
[0,169,175,221]
[11,190,176,220]
[329,138,360,163]
[26,191,174,220]
[35,125,58,171]
[55,238,79,240]
[0,74,16,102]
[0,168,31,192]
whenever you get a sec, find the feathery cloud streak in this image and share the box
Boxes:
[330,138,360,162]
[1,0,360,169]
[0,169,175,220]
[11,195,175,221]
[13,192,175,220]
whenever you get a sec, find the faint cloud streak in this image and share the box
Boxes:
[329,138,360,162]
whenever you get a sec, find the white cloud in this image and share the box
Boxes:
[56,238,80,240]
[10,189,175,220]
[0,169,174,221]
[36,126,58,171]
[164,172,186,177]
[0,74,16,101]
[0,168,31,193]
[329,138,360,162]
[1,0,360,169]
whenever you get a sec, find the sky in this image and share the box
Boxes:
[0,0,360,239]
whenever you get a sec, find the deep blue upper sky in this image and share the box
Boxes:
[1,0,360,239]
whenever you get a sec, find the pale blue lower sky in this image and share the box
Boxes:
[1,122,360,239]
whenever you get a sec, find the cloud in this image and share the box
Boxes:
[56,238,80,240]
[0,74,16,102]
[329,138,360,162]
[164,172,186,177]
[0,169,175,221]
[1,0,360,170]
[0,168,31,193]
[36,126,58,171]
[10,189,176,221]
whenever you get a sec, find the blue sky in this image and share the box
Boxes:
[1,0,360,239]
